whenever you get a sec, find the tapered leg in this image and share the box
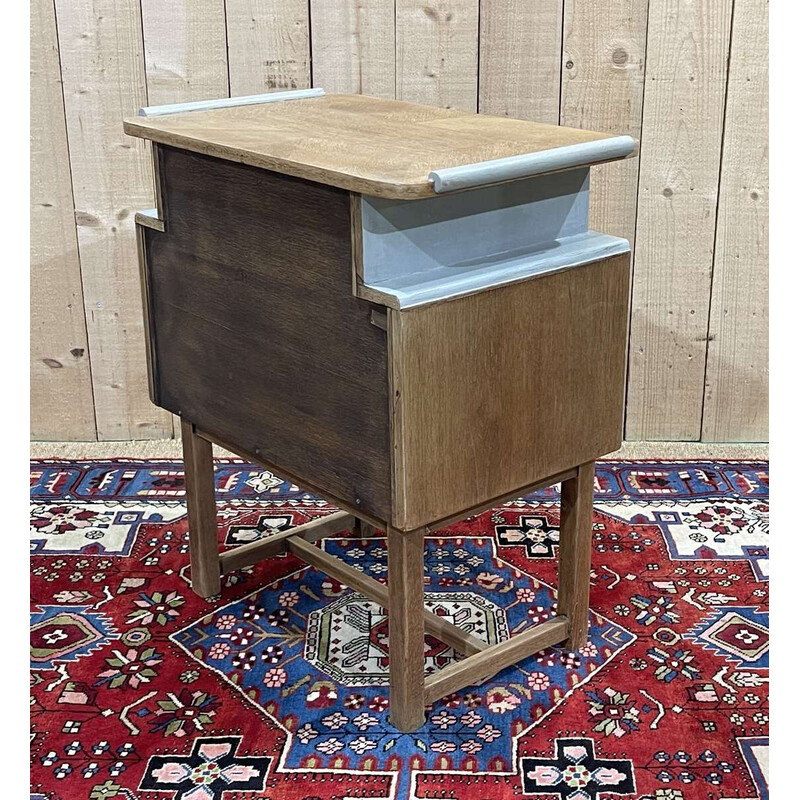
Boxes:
[181,421,221,599]
[387,527,426,731]
[557,460,595,649]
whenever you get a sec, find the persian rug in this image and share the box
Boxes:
[30,459,769,800]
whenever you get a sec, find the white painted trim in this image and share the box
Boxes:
[361,232,630,309]
[137,88,325,117]
[428,135,636,193]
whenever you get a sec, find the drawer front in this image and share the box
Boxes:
[142,147,392,520]
[389,254,630,530]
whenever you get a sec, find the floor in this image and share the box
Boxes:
[30,439,769,461]
[29,454,769,799]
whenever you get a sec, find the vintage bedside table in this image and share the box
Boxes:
[124,89,635,732]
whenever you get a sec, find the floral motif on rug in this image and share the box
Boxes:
[30,459,769,800]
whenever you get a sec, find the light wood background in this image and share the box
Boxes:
[31,0,768,442]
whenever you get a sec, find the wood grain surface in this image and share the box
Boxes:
[31,0,95,440]
[310,0,395,98]
[556,461,595,647]
[219,511,355,573]
[141,0,229,106]
[423,615,569,703]
[560,0,647,246]
[395,0,479,112]
[387,528,426,731]
[625,0,734,440]
[145,147,392,519]
[181,420,222,598]
[55,0,173,440]
[225,0,310,95]
[388,254,630,531]
[124,94,631,199]
[479,0,562,123]
[701,0,768,442]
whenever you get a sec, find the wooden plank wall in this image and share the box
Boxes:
[30,0,768,442]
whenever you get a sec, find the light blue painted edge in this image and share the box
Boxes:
[361,170,591,285]
[428,135,636,193]
[363,232,631,309]
[137,88,325,117]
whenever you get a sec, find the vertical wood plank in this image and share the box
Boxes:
[557,460,595,649]
[396,0,479,111]
[141,0,229,104]
[140,0,230,438]
[701,0,768,442]
[55,0,173,440]
[30,0,96,441]
[478,0,563,123]
[310,0,395,98]
[225,0,310,95]
[625,0,734,440]
[560,0,648,243]
[34,0,766,446]
[387,527,426,731]
[181,421,222,598]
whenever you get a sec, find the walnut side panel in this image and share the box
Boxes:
[389,254,630,530]
[145,148,391,519]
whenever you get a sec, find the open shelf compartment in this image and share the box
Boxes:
[356,167,630,309]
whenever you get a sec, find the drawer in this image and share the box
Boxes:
[387,254,630,530]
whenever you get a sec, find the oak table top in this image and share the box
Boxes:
[124,93,634,199]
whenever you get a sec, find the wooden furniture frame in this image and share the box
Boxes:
[125,91,633,732]
[182,418,593,731]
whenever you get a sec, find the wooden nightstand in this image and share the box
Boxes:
[125,89,635,732]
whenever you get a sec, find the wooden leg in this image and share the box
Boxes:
[354,518,380,538]
[181,421,221,599]
[557,460,595,649]
[387,527,426,732]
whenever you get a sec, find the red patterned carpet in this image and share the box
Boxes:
[30,459,769,800]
